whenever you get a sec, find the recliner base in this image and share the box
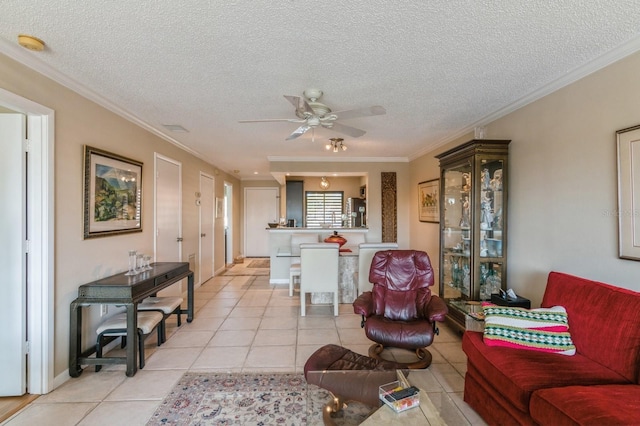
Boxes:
[368,343,433,369]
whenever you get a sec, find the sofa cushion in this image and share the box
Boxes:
[462,331,630,413]
[482,304,576,355]
[530,384,640,426]
[542,272,640,383]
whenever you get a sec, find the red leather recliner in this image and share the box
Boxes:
[353,250,448,368]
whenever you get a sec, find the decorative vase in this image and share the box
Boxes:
[324,231,347,247]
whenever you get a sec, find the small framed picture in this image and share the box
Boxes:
[418,179,439,223]
[83,146,143,239]
[617,124,640,260]
[216,197,224,219]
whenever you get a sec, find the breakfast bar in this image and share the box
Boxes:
[269,228,368,303]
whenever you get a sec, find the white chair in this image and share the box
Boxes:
[357,242,399,295]
[300,242,340,316]
[289,234,319,296]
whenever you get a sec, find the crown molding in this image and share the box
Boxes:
[0,39,209,163]
[408,34,640,161]
[267,155,408,163]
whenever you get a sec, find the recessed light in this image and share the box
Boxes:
[253,171,259,175]
[162,124,189,133]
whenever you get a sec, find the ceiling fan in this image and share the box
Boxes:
[238,88,386,140]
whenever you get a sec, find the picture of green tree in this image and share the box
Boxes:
[94,164,138,222]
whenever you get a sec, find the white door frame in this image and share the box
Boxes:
[0,88,55,394]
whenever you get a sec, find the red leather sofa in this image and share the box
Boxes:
[462,272,640,425]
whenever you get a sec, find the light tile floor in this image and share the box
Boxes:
[3,269,486,425]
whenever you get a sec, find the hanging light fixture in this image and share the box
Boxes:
[319,176,330,190]
[325,138,347,153]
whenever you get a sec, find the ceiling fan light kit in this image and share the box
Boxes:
[326,138,346,153]
[239,88,386,141]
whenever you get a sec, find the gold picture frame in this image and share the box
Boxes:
[216,197,223,219]
[616,125,640,260]
[418,178,439,223]
[83,145,143,239]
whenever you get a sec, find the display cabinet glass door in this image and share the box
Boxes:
[477,158,505,300]
[441,164,472,303]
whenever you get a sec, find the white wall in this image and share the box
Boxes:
[411,51,640,306]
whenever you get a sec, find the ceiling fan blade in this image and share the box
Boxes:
[286,125,311,140]
[284,95,314,115]
[328,122,366,138]
[331,105,386,120]
[238,118,303,123]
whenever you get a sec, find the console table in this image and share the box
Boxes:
[69,262,194,377]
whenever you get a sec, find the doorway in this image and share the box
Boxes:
[244,187,279,257]
[224,181,233,266]
[0,88,54,395]
[199,173,214,284]
[154,154,183,296]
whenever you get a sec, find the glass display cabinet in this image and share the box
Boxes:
[436,139,510,331]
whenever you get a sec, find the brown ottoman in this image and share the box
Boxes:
[304,344,406,425]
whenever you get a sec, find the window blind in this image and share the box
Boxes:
[305,191,344,228]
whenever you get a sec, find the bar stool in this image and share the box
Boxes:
[95,311,163,371]
[138,296,183,343]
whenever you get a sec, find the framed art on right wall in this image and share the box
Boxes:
[418,178,439,223]
[617,124,640,260]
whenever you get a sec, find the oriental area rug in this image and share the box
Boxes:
[147,372,371,425]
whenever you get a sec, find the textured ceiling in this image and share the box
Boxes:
[1,1,640,180]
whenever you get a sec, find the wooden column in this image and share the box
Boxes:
[381,172,397,242]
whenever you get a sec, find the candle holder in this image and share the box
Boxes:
[125,250,137,276]
[144,255,152,271]
[135,253,145,274]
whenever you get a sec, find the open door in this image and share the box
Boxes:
[224,182,233,266]
[0,114,27,396]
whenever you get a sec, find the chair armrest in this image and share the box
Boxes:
[353,291,374,317]
[424,295,448,322]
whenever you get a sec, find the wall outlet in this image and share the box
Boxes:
[100,304,108,317]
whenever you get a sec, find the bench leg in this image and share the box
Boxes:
[138,330,146,369]
[95,333,105,373]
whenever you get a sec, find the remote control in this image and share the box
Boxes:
[385,386,419,402]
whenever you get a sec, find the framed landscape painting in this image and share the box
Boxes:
[84,146,143,239]
[617,125,640,260]
[418,178,439,223]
